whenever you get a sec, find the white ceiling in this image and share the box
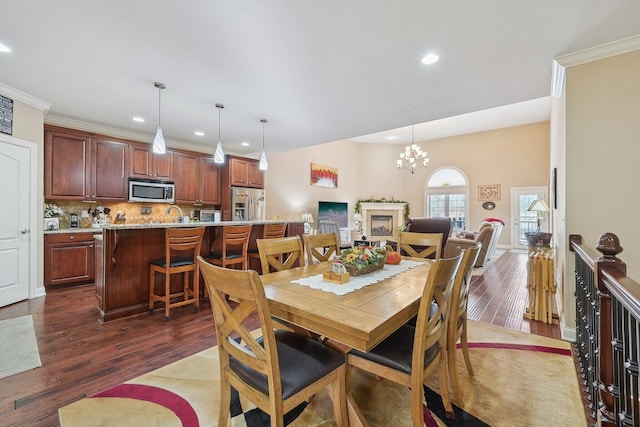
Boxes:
[1,1,640,155]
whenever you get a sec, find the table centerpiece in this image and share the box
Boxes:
[340,245,386,276]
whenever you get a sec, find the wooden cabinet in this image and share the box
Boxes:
[44,232,97,287]
[173,151,221,205]
[44,129,91,200]
[199,156,221,204]
[129,143,173,179]
[228,155,263,188]
[45,128,129,201]
[92,138,129,201]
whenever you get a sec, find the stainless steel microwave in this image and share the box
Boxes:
[128,178,175,203]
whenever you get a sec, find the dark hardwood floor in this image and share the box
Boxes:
[1,249,559,426]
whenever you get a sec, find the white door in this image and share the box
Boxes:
[0,139,31,307]
[511,187,549,250]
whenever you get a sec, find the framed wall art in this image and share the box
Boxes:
[310,163,338,188]
[478,184,501,201]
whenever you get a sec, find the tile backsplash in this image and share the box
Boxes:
[46,201,207,229]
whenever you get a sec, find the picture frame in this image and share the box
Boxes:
[310,163,338,188]
[552,167,557,209]
[478,184,501,201]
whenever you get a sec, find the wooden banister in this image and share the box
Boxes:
[571,233,640,427]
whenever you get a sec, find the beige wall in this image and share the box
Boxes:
[267,121,550,247]
[565,49,640,284]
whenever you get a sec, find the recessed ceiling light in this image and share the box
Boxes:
[385,135,399,141]
[132,116,145,123]
[194,131,205,136]
[421,53,439,65]
[241,141,250,146]
[0,43,11,53]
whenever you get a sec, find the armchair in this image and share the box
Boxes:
[444,221,503,267]
[387,217,452,258]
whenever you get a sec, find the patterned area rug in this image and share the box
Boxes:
[0,315,42,379]
[58,321,585,426]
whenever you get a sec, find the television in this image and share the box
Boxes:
[318,201,349,228]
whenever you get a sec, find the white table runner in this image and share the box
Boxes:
[290,260,427,295]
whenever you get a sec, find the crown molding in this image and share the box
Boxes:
[44,114,211,154]
[0,83,51,111]
[555,34,640,67]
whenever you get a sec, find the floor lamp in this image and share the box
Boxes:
[527,199,550,245]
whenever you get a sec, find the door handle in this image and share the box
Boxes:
[21,229,30,234]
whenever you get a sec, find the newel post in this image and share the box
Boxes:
[595,233,626,426]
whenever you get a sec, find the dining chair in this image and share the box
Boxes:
[303,232,340,264]
[197,257,349,427]
[148,226,206,317]
[447,242,482,406]
[318,220,351,249]
[205,224,253,270]
[347,253,463,425]
[257,235,305,274]
[248,223,288,273]
[397,231,443,259]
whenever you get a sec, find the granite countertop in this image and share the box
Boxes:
[44,227,103,235]
[101,220,302,230]
[44,220,303,234]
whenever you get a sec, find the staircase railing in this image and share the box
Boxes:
[571,233,639,427]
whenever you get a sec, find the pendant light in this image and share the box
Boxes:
[259,118,268,171]
[152,82,166,154]
[214,103,225,164]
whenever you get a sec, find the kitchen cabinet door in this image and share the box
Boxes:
[45,129,91,200]
[228,156,264,188]
[44,233,96,287]
[130,143,173,179]
[247,158,264,188]
[199,156,221,204]
[92,138,129,201]
[173,151,199,203]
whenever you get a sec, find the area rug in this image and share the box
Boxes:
[471,249,506,276]
[58,321,585,426]
[0,315,42,379]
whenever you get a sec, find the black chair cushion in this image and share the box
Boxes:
[349,324,438,375]
[150,256,195,268]
[230,330,345,400]
[206,252,244,260]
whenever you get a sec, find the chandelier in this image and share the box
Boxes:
[397,125,429,174]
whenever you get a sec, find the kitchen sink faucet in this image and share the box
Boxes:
[166,205,184,223]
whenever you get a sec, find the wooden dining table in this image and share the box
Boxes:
[261,259,432,425]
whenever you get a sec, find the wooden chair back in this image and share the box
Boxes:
[447,243,482,406]
[164,226,206,261]
[262,223,288,239]
[257,235,305,273]
[208,224,253,269]
[197,256,348,426]
[397,231,443,259]
[303,233,339,264]
[149,227,205,317]
[346,253,463,423]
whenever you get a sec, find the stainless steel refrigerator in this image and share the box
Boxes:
[231,186,266,221]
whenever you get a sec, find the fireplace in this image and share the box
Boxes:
[359,202,406,242]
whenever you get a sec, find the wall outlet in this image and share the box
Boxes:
[81,210,89,218]
[140,207,152,215]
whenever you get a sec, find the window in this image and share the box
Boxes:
[425,168,469,233]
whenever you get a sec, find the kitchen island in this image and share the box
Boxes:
[95,220,304,322]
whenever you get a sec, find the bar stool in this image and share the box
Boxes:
[205,224,253,270]
[149,226,205,318]
[248,223,288,273]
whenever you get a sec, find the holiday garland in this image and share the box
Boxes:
[354,198,410,224]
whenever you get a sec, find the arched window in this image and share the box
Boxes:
[425,167,469,233]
